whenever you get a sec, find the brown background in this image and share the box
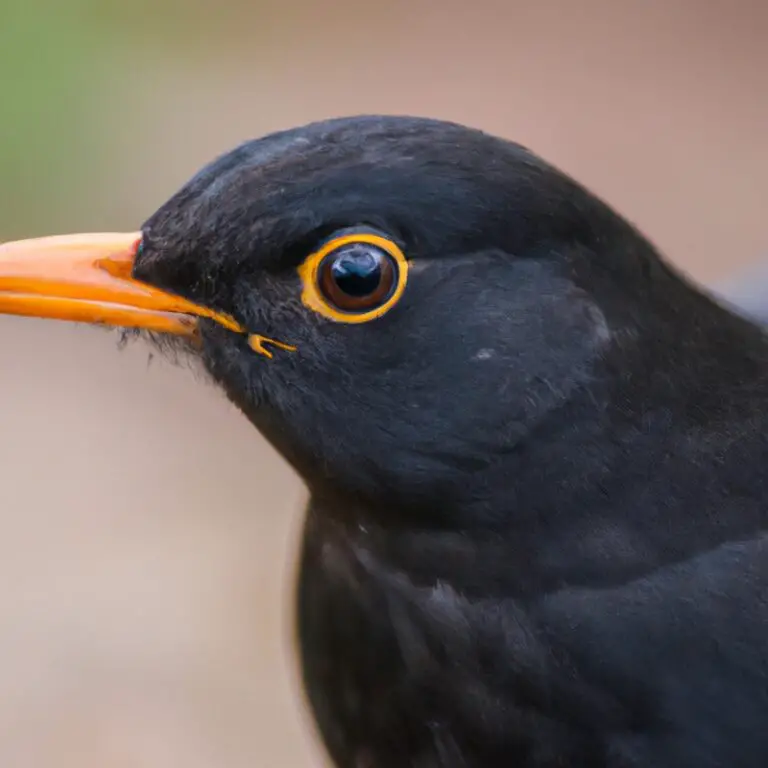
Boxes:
[0,1,766,765]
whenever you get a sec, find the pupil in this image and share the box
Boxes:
[331,247,383,296]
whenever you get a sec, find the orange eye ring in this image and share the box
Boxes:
[298,233,409,323]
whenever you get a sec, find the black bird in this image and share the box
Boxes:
[1,116,768,768]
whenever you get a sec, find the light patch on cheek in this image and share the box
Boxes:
[565,285,613,352]
[584,302,612,346]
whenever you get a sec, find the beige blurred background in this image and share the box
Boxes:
[0,0,766,765]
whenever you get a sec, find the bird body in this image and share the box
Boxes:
[295,306,768,767]
[1,116,768,767]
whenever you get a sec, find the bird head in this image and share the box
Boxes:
[0,116,698,527]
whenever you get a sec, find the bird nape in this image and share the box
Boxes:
[1,115,768,768]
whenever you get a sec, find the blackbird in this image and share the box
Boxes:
[1,116,768,768]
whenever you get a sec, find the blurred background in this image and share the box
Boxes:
[0,0,766,765]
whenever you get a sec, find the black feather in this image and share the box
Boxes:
[128,115,768,767]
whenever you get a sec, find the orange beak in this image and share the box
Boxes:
[0,232,244,336]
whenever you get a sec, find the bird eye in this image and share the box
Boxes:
[319,243,396,310]
[298,233,408,323]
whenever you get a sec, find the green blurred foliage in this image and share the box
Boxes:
[1,2,95,231]
[0,0,261,235]
[0,0,145,233]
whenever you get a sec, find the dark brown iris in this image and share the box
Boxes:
[318,242,397,312]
